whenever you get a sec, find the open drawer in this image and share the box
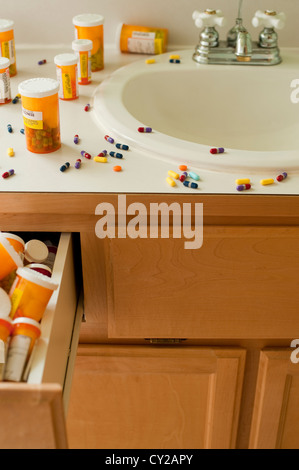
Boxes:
[0,233,82,449]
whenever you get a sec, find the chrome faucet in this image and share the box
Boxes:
[192,1,286,65]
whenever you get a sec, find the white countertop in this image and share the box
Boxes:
[0,45,298,195]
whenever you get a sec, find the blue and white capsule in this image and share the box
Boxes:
[116,143,129,150]
[109,151,123,159]
[7,124,12,133]
[60,162,70,172]
[183,181,198,189]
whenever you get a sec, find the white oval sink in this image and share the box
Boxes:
[93,49,299,173]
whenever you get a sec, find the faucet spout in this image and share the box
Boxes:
[233,18,252,61]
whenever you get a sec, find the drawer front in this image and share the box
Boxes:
[0,233,81,449]
[101,226,299,340]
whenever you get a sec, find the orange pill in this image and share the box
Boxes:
[179,165,187,171]
[113,165,122,172]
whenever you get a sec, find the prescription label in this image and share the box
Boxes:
[128,31,156,54]
[4,334,31,382]
[9,287,24,318]
[22,108,43,130]
[0,70,11,103]
[0,39,15,63]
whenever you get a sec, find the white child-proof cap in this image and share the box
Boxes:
[16,267,58,291]
[72,13,104,27]
[72,39,93,52]
[0,57,10,69]
[18,77,60,98]
[24,239,49,264]
[0,19,14,32]
[0,234,23,269]
[54,53,78,67]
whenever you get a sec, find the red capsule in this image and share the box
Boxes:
[179,174,186,182]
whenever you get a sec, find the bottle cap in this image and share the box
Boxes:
[18,78,60,98]
[72,14,105,27]
[54,53,78,67]
[24,239,49,264]
[72,39,93,52]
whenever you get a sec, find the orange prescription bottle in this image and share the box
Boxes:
[4,317,41,382]
[117,24,168,55]
[0,234,23,281]
[0,57,11,104]
[73,14,104,72]
[18,78,61,154]
[72,39,92,85]
[0,19,17,77]
[54,53,79,100]
[9,267,58,322]
[1,232,25,256]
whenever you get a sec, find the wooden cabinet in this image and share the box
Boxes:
[66,345,246,449]
[0,233,82,449]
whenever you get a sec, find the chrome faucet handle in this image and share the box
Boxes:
[192,9,226,29]
[252,10,286,30]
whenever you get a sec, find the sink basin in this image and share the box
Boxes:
[93,49,299,173]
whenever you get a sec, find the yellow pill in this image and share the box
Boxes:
[260,178,274,186]
[235,178,250,185]
[168,170,179,179]
[166,177,176,187]
[94,156,107,163]
[145,58,156,64]
[7,147,14,157]
[169,54,180,59]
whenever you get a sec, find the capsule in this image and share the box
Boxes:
[183,181,198,189]
[12,94,20,104]
[84,104,90,112]
[235,178,250,185]
[169,59,180,63]
[105,135,114,144]
[169,54,180,60]
[38,59,47,65]
[260,178,274,186]
[145,58,156,64]
[60,162,70,172]
[7,147,14,157]
[98,150,107,156]
[276,172,288,182]
[74,134,79,144]
[168,170,179,179]
[188,171,200,181]
[2,169,14,179]
[236,184,251,191]
[138,127,152,133]
[109,151,123,159]
[179,174,186,182]
[81,150,91,159]
[7,124,12,133]
[75,159,81,169]
[166,177,176,187]
[20,128,25,134]
[94,156,107,163]
[210,147,224,154]
[116,143,129,151]
[113,165,122,172]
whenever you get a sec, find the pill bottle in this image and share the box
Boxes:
[24,239,49,264]
[0,288,12,318]
[26,263,52,278]
[116,24,168,55]
[54,53,79,100]
[73,14,104,72]
[72,39,92,85]
[0,234,23,281]
[4,317,41,382]
[0,57,11,105]
[0,19,17,77]
[1,232,25,256]
[9,267,58,322]
[0,309,12,380]
[18,78,61,154]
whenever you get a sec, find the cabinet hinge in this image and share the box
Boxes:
[145,338,187,344]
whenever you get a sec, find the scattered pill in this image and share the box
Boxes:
[169,59,181,63]
[179,165,187,171]
[74,134,79,144]
[236,184,251,191]
[38,59,47,65]
[20,128,25,134]
[105,135,114,144]
[7,124,12,133]
[179,174,186,182]
[183,181,198,189]
[116,143,129,150]
[276,172,288,182]
[84,104,90,111]
[81,150,91,159]
[109,151,123,159]
[138,127,152,133]
[210,147,225,154]
[168,170,179,179]
[94,156,107,163]
[235,178,250,185]
[98,150,107,155]
[2,169,14,179]
[145,58,156,64]
[166,176,176,187]
[189,171,200,181]
[12,94,20,104]
[113,165,122,172]
[170,54,180,60]
[260,178,274,186]
[75,159,81,169]
[7,147,14,157]
[60,162,70,172]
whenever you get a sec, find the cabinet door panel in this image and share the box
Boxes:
[67,345,245,449]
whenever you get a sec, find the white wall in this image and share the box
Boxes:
[3,0,298,48]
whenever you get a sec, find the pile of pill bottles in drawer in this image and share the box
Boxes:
[0,231,58,382]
